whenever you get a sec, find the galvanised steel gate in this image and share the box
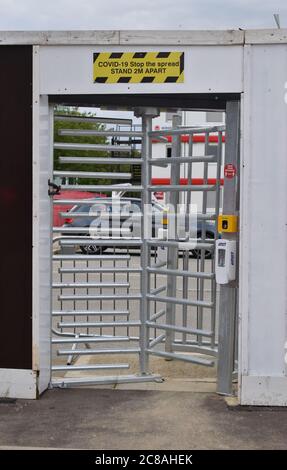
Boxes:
[50,107,234,390]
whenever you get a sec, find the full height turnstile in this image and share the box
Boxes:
[50,106,238,393]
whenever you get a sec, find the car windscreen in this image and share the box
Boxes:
[71,204,93,213]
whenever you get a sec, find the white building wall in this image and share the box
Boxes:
[240,44,287,405]
[39,45,243,95]
[2,31,286,405]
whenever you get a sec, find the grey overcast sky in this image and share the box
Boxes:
[0,0,287,30]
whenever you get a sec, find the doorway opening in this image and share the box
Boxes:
[50,97,239,395]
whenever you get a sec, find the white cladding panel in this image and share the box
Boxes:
[39,45,243,95]
[32,47,53,394]
[0,370,37,399]
[240,44,287,404]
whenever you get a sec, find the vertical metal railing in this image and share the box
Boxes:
[197,131,209,346]
[165,114,182,354]
[217,102,240,395]
[146,124,225,366]
[138,109,159,375]
[182,132,194,345]
[211,131,223,349]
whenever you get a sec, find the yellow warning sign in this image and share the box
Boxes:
[93,52,184,84]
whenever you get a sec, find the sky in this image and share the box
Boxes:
[0,0,287,30]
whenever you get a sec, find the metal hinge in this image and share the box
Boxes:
[48,179,61,196]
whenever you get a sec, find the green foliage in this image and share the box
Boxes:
[53,106,134,187]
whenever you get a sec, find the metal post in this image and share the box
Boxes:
[136,107,159,374]
[197,131,209,345]
[182,134,193,344]
[211,131,223,348]
[165,114,182,353]
[217,101,240,395]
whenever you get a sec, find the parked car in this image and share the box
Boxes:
[62,197,216,257]
[53,189,105,227]
[62,197,164,254]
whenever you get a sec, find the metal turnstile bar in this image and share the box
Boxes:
[147,266,214,279]
[59,129,143,137]
[52,329,100,339]
[52,336,129,344]
[52,364,130,371]
[54,228,131,235]
[51,374,162,388]
[56,184,142,192]
[53,199,102,206]
[148,156,217,166]
[58,212,100,219]
[57,321,141,328]
[146,349,214,367]
[58,212,143,219]
[53,282,130,289]
[173,342,218,357]
[147,294,213,309]
[146,240,214,250]
[149,309,166,322]
[52,310,130,317]
[59,267,142,274]
[149,334,166,348]
[150,285,166,295]
[53,254,131,260]
[54,142,132,152]
[146,321,213,338]
[54,199,141,206]
[54,115,133,125]
[148,185,216,192]
[59,239,142,247]
[58,294,141,301]
[53,170,132,179]
[59,156,143,165]
[57,348,140,356]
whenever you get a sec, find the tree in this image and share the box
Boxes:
[54,106,132,187]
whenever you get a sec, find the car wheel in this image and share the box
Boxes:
[191,232,214,259]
